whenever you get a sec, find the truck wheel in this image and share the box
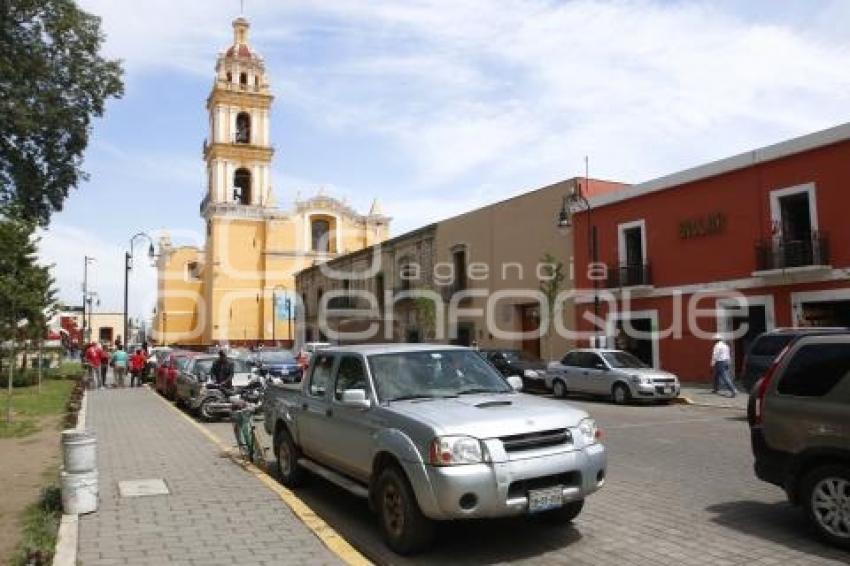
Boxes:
[612,383,631,405]
[375,466,435,555]
[536,499,584,524]
[802,465,850,549]
[552,379,568,399]
[275,427,306,487]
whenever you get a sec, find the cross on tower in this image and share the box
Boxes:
[240,0,245,15]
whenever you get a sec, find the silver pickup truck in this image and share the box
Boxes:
[264,344,607,554]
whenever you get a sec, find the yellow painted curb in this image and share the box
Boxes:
[671,396,693,405]
[148,386,372,566]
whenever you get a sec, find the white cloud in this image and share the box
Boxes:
[75,0,850,229]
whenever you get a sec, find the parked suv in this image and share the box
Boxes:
[748,332,850,549]
[741,327,849,392]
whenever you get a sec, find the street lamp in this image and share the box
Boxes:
[557,166,601,337]
[124,232,156,349]
[84,291,100,343]
[271,285,292,347]
[82,256,96,343]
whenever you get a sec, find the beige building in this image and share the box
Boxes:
[154,17,390,347]
[296,178,626,360]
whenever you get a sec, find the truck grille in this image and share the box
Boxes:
[500,428,571,452]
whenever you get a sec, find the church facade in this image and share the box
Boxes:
[153,17,390,347]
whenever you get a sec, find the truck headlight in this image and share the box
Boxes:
[578,418,601,445]
[524,369,538,379]
[428,436,483,466]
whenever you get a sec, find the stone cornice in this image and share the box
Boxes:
[203,142,274,162]
[202,202,287,221]
[206,88,274,110]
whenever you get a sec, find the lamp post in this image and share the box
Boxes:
[82,256,96,343]
[85,291,100,342]
[124,232,156,350]
[557,163,600,341]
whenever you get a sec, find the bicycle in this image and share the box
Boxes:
[231,382,267,466]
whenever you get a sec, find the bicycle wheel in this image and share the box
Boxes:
[250,428,265,467]
[232,413,250,459]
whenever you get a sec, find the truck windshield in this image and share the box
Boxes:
[368,350,512,402]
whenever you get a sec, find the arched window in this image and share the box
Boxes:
[226,71,232,83]
[233,168,251,205]
[311,219,331,252]
[255,75,260,87]
[239,72,248,85]
[235,112,251,144]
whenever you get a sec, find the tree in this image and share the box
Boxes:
[1,217,55,422]
[0,217,56,338]
[0,0,124,225]
[538,253,565,362]
[414,296,437,342]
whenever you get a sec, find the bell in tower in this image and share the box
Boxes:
[201,16,275,215]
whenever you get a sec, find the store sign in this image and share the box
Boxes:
[679,212,726,239]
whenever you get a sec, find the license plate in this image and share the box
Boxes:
[528,486,563,513]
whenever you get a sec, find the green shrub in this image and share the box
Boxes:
[11,486,62,566]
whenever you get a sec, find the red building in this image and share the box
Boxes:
[573,122,850,381]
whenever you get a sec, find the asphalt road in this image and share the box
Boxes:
[203,397,849,565]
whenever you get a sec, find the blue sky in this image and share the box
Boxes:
[38,0,850,319]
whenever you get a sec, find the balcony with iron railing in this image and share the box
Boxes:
[605,262,653,288]
[755,232,830,272]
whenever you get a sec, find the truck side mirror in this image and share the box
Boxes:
[340,389,371,410]
[506,375,523,391]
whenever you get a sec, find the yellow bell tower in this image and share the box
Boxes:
[201,16,276,345]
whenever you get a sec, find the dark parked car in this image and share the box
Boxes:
[480,349,547,388]
[254,349,303,383]
[748,331,850,549]
[155,350,190,399]
[741,328,850,392]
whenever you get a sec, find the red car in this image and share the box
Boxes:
[155,350,190,399]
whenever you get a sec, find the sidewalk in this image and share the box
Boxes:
[679,383,748,410]
[78,388,342,566]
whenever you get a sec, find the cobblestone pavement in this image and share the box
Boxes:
[205,398,848,566]
[77,388,342,566]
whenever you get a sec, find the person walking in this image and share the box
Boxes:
[711,334,737,397]
[99,343,110,388]
[84,342,101,389]
[129,348,146,388]
[111,345,129,388]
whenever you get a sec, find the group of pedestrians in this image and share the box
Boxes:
[83,341,151,389]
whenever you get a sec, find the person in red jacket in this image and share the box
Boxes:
[84,342,102,389]
[129,349,147,388]
[98,344,110,388]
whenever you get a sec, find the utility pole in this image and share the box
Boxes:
[123,251,130,347]
[82,256,96,343]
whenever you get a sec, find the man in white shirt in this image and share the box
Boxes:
[711,334,736,397]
